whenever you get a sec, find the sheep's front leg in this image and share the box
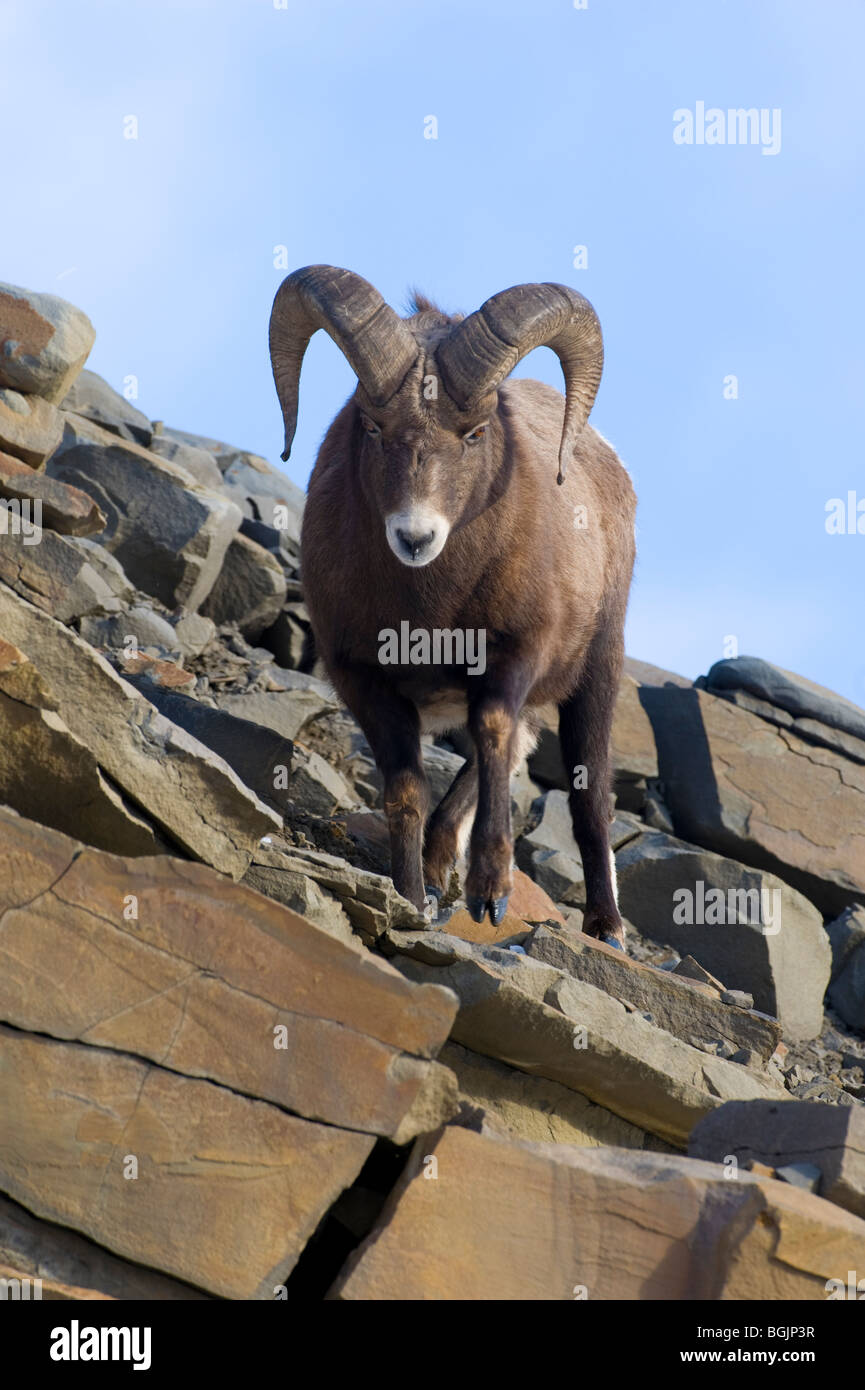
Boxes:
[331,663,429,913]
[465,663,531,925]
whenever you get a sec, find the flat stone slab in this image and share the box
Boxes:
[0,390,64,468]
[332,1125,865,1300]
[0,808,458,1142]
[527,923,781,1060]
[0,1193,207,1300]
[0,1024,373,1300]
[392,936,786,1148]
[0,448,105,534]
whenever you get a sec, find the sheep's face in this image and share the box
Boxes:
[355,370,499,569]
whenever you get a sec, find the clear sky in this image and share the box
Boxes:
[2,0,862,702]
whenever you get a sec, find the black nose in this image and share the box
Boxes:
[396,527,435,560]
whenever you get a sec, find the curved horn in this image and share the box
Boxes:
[435,283,603,483]
[269,266,418,461]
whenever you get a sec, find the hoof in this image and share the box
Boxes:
[490,895,509,927]
[465,895,510,926]
[599,932,625,951]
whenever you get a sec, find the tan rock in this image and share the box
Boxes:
[120,653,196,690]
[394,938,786,1147]
[0,283,95,402]
[0,1191,208,1299]
[438,905,530,948]
[0,808,458,1141]
[0,1265,112,1300]
[0,1025,373,1300]
[0,587,280,877]
[527,924,781,1060]
[509,869,566,925]
[0,448,105,533]
[333,1126,865,1300]
[440,1040,657,1150]
[428,870,565,948]
[0,391,64,468]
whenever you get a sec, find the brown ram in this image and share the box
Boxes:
[270,265,635,945]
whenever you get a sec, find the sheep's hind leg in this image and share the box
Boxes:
[422,754,478,921]
[558,636,626,950]
[464,665,532,926]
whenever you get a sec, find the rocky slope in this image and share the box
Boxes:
[0,279,863,1301]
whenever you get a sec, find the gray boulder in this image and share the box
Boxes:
[46,413,241,610]
[60,369,153,446]
[123,678,294,817]
[200,533,287,639]
[706,656,865,745]
[0,528,122,623]
[689,1099,865,1221]
[148,431,222,489]
[615,830,831,1041]
[826,904,865,1030]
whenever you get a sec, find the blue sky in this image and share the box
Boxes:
[2,0,863,701]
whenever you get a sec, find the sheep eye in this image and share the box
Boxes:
[463,423,488,445]
[361,415,381,437]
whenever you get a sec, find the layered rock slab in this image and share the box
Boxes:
[0,587,279,876]
[392,936,786,1147]
[0,1025,373,1300]
[0,809,458,1141]
[332,1125,865,1300]
[640,683,865,914]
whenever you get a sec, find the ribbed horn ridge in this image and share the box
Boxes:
[435,282,604,483]
[269,265,418,461]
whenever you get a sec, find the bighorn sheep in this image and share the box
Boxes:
[269,266,635,946]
